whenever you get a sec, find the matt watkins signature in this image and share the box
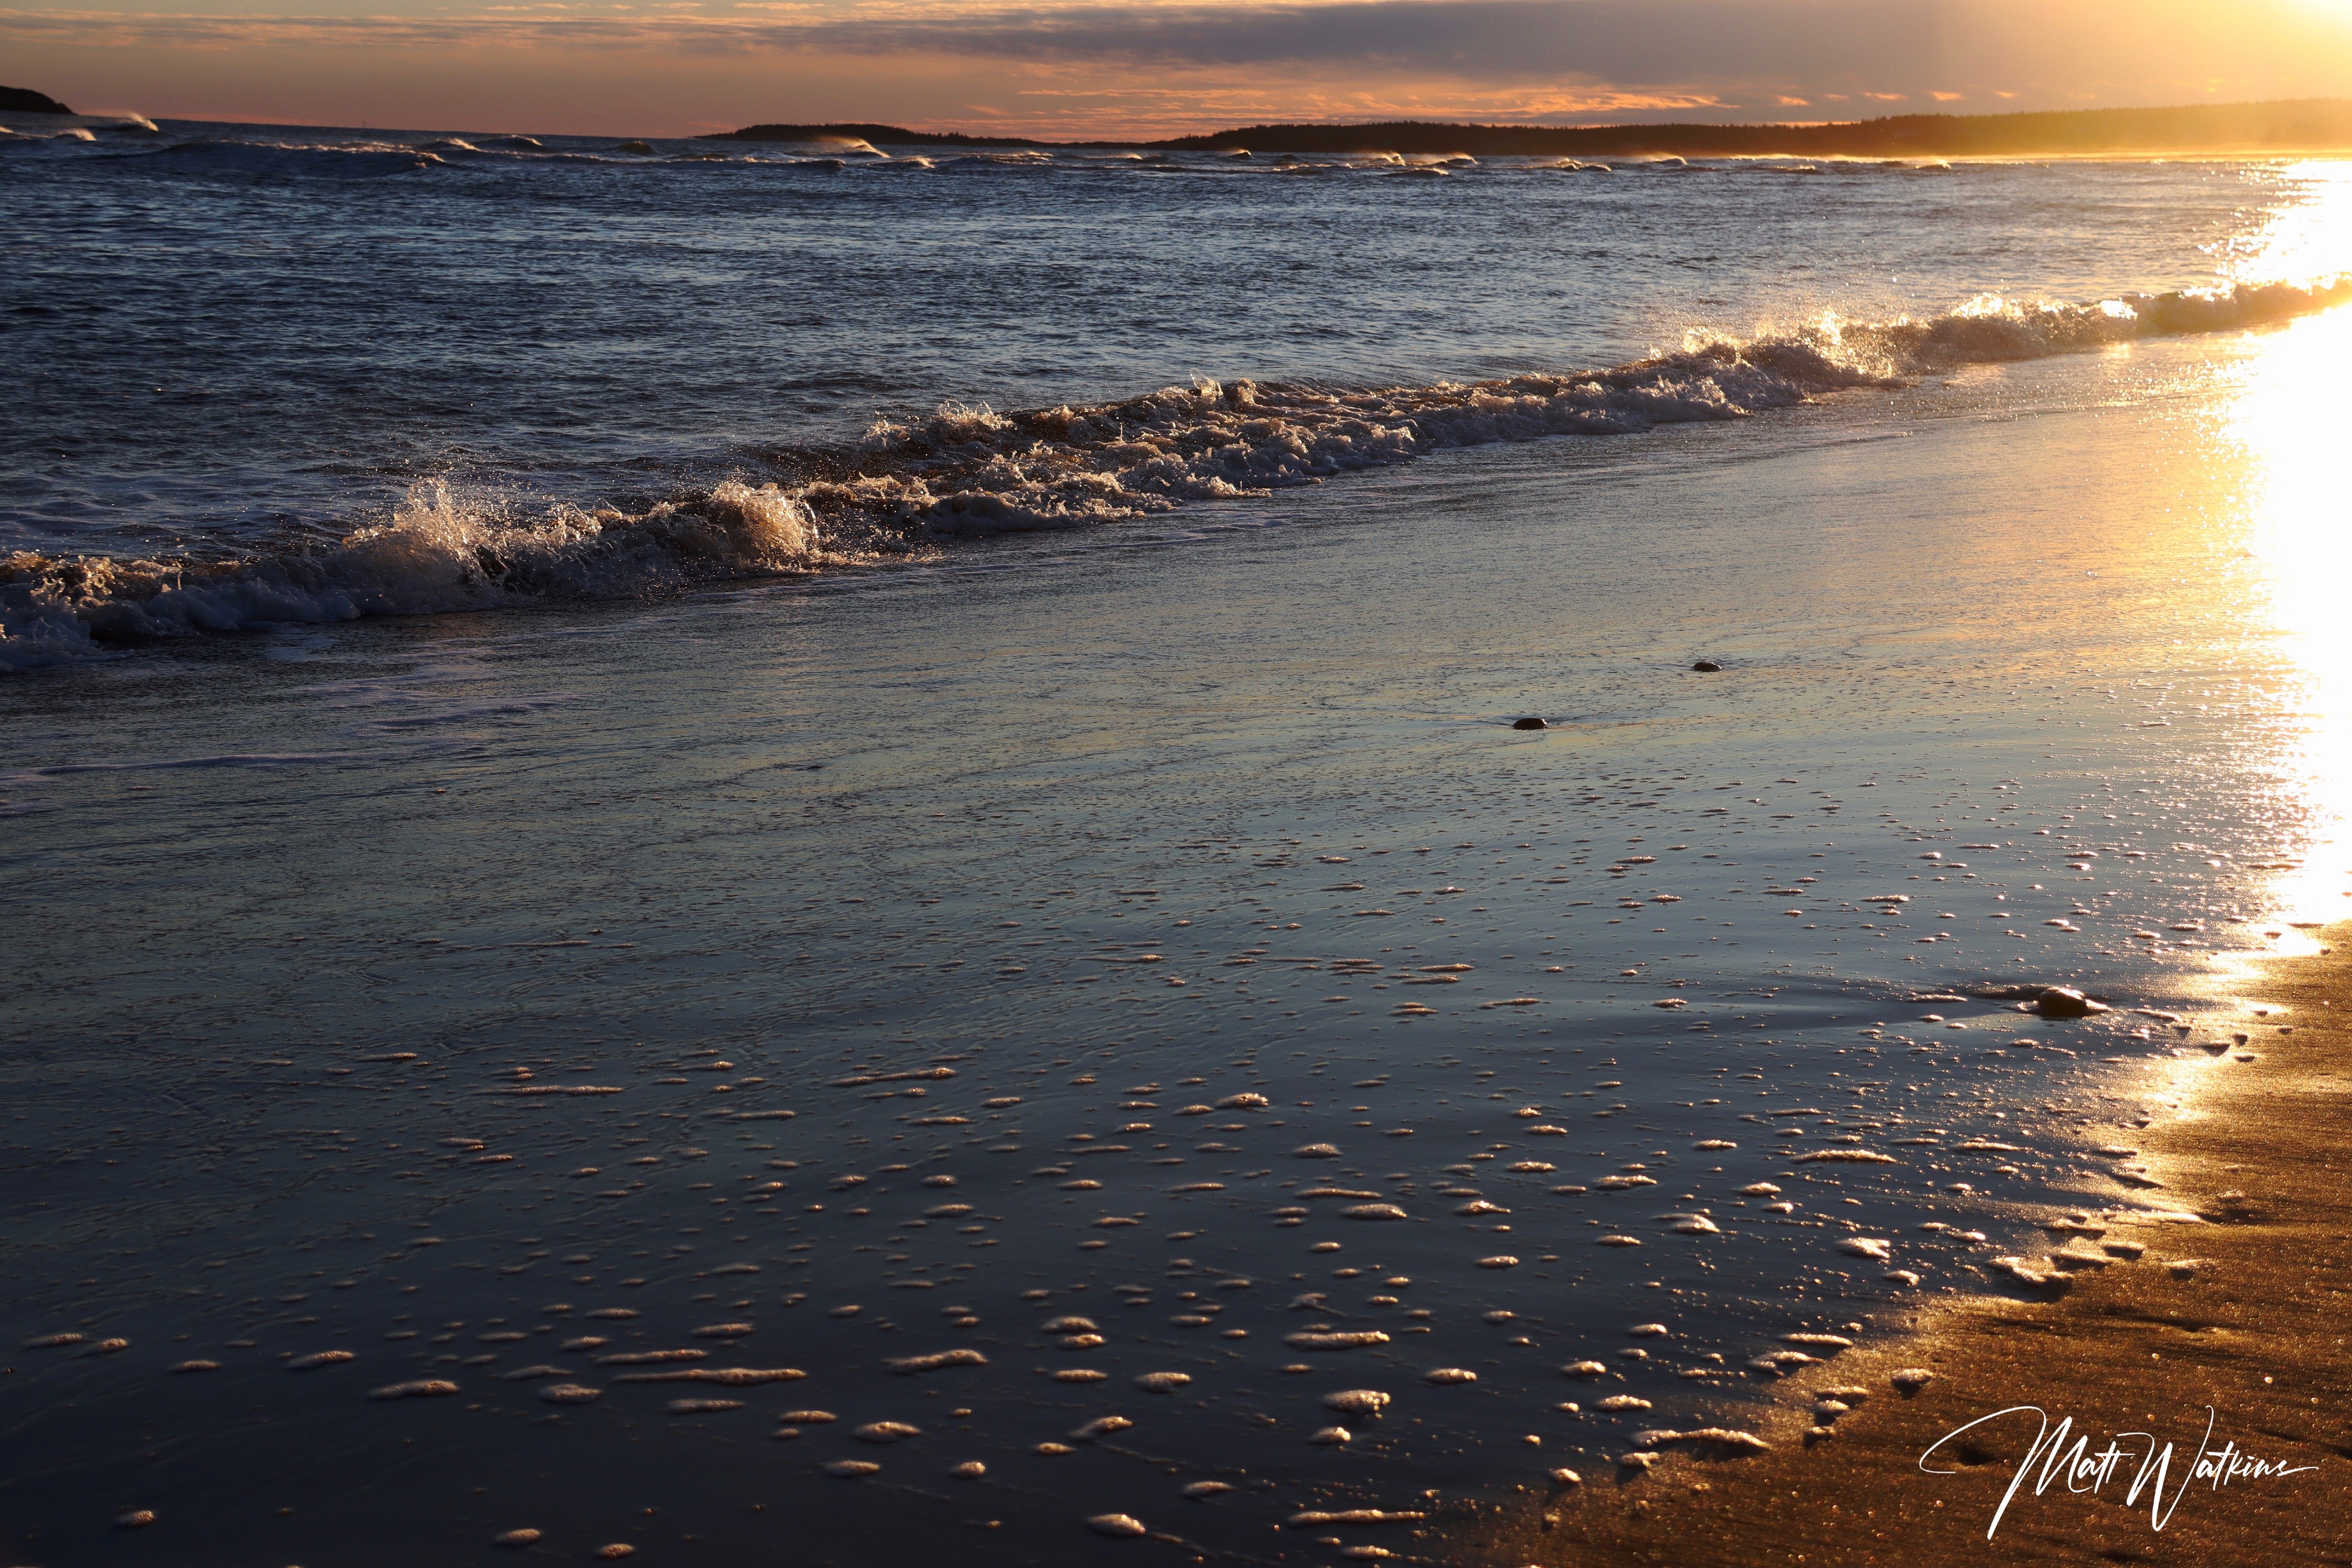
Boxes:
[1921,1405,2316,1537]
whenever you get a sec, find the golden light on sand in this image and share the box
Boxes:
[2226,164,2352,940]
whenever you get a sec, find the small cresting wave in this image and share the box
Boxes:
[4,277,2344,670]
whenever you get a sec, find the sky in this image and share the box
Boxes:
[6,0,2352,139]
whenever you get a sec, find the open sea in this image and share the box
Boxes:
[2,117,2349,1564]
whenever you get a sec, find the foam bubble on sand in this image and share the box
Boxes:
[856,1421,920,1442]
[1561,1360,1609,1377]
[1291,1509,1428,1524]
[494,1529,543,1546]
[24,1333,84,1348]
[288,1350,357,1370]
[1285,1331,1389,1349]
[1633,1427,1770,1454]
[1312,1425,1352,1445]
[884,1354,988,1372]
[1344,1203,1409,1221]
[167,1359,218,1373]
[1598,1236,1643,1247]
[1072,1417,1134,1440]
[1054,1368,1109,1383]
[498,1364,573,1380]
[1182,1480,1235,1498]
[1782,1332,1855,1349]
[1476,1255,1520,1269]
[824,1460,881,1478]
[1424,1368,1477,1385]
[952,1461,985,1478]
[371,1379,460,1399]
[1989,1256,2074,1291]
[693,1322,755,1338]
[596,1545,635,1560]
[1323,1389,1390,1415]
[597,1349,706,1365]
[539,1384,603,1403]
[561,1337,609,1352]
[1088,1514,1147,1537]
[1838,1238,1893,1260]
[1135,1372,1191,1392]
[613,1367,806,1385]
[778,1409,837,1423]
[667,1398,745,1414]
[1595,1395,1652,1410]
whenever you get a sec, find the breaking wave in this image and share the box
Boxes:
[2,481,827,671]
[6,276,2345,671]
[139,138,446,178]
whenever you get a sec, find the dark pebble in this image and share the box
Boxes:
[2032,986,2107,1018]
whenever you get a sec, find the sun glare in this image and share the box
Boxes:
[2225,164,2352,938]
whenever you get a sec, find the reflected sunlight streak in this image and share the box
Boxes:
[2229,162,2352,943]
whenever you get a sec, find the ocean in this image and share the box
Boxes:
[1,119,2347,1564]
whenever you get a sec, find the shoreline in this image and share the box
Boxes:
[1471,922,2352,1565]
[708,100,2352,158]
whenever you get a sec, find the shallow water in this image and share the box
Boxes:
[2,124,2349,1564]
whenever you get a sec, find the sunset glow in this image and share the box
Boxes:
[8,0,2352,136]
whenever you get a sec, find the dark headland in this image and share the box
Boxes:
[713,98,2352,156]
[0,85,75,116]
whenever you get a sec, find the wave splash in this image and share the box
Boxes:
[6,277,2345,670]
[1,481,824,671]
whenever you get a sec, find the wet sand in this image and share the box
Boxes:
[1480,921,2352,1565]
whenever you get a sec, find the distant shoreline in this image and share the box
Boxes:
[0,84,75,116]
[710,98,2352,157]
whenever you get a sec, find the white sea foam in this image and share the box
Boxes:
[1,479,823,669]
[7,277,2344,668]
